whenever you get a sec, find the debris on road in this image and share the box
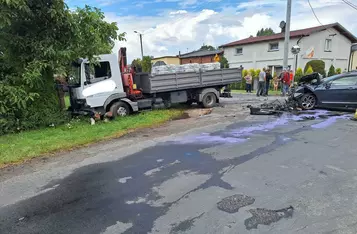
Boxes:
[248,86,301,116]
[244,206,294,230]
[217,194,255,213]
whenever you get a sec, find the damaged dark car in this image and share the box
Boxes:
[294,72,357,110]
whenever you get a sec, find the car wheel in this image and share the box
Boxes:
[202,92,217,108]
[299,93,317,110]
[110,101,130,117]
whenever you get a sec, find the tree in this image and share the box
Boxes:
[295,67,304,83]
[255,69,261,78]
[248,69,256,78]
[200,45,216,51]
[220,55,229,68]
[0,1,125,134]
[336,68,342,74]
[131,58,142,71]
[306,65,314,75]
[256,28,275,37]
[304,60,326,77]
[141,56,152,73]
[328,65,336,77]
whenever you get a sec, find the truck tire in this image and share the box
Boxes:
[110,101,130,117]
[201,92,217,108]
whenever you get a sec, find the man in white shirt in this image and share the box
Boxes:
[257,68,266,96]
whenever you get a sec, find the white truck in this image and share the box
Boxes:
[67,48,243,118]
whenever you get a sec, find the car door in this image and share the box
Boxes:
[316,75,357,108]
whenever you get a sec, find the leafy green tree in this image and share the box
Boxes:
[328,65,336,77]
[336,68,342,74]
[131,58,142,70]
[142,56,152,73]
[305,65,314,75]
[240,69,249,90]
[200,45,216,51]
[304,60,325,77]
[295,67,304,83]
[256,28,275,37]
[248,69,256,78]
[0,1,125,134]
[220,55,229,68]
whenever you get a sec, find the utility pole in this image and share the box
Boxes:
[139,34,143,60]
[283,0,292,70]
[134,31,144,60]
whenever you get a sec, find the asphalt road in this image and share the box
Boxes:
[1,95,357,234]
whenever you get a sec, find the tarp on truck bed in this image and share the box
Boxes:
[135,67,242,94]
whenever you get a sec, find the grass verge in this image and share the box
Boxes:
[0,109,183,167]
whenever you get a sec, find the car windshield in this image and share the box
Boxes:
[321,74,342,83]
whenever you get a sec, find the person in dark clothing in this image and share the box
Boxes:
[265,69,273,96]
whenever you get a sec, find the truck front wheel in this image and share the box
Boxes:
[201,92,217,108]
[110,101,130,117]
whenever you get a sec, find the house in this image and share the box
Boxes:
[152,56,180,66]
[179,49,223,64]
[220,23,357,75]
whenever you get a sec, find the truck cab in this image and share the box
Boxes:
[68,54,135,116]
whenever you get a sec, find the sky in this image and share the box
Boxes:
[66,0,357,61]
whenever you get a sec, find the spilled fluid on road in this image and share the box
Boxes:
[0,110,351,234]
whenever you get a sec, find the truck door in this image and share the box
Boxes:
[83,61,117,107]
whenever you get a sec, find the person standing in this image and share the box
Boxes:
[273,75,279,92]
[289,69,294,87]
[265,69,273,96]
[244,72,253,93]
[282,69,291,96]
[257,68,266,97]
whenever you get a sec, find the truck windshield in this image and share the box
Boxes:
[68,63,81,86]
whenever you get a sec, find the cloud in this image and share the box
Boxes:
[169,10,188,15]
[96,0,120,6]
[103,0,357,62]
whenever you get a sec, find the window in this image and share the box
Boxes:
[269,42,279,51]
[85,62,112,84]
[236,48,243,55]
[330,76,357,86]
[325,39,332,52]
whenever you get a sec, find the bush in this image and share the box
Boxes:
[305,65,314,75]
[0,77,69,135]
[240,69,248,89]
[295,67,304,83]
[220,56,229,68]
[336,68,342,74]
[328,65,336,77]
[305,60,326,77]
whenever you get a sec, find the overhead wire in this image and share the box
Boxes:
[341,0,357,10]
[306,0,336,34]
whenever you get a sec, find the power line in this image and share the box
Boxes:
[307,0,325,26]
[307,0,335,33]
[341,0,357,10]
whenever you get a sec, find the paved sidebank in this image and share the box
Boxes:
[1,95,357,234]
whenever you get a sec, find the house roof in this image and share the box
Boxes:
[220,23,357,48]
[179,49,223,58]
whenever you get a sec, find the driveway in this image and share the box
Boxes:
[1,95,357,234]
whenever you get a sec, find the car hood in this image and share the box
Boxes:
[298,72,321,85]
